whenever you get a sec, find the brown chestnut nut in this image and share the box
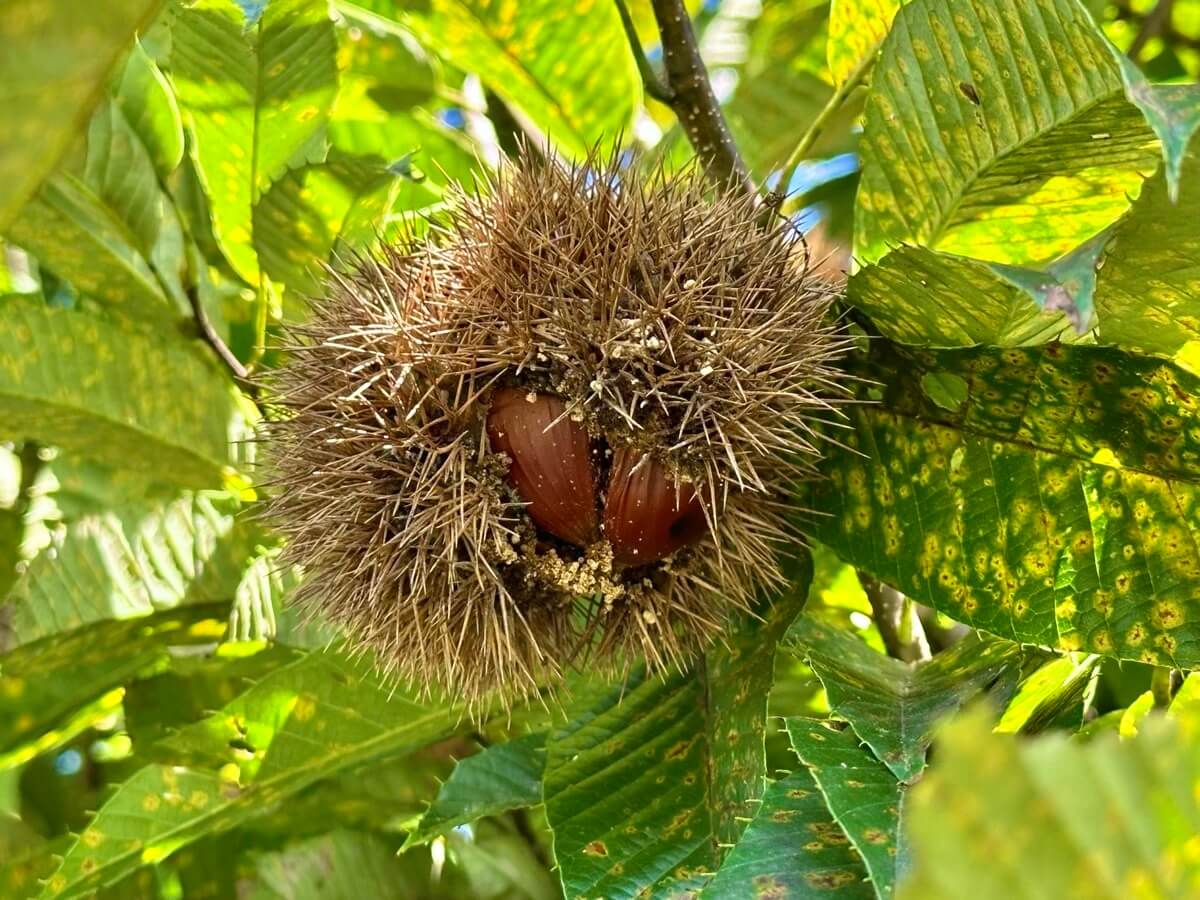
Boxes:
[486,388,600,547]
[603,446,708,566]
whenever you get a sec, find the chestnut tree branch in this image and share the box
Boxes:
[1127,0,1176,62]
[617,0,755,199]
[186,284,249,382]
[859,574,931,662]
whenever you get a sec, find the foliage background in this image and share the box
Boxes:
[1,0,1199,897]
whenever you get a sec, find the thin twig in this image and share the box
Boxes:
[859,574,930,662]
[777,52,873,216]
[614,0,674,103]
[630,0,755,199]
[186,284,249,381]
[1151,666,1178,709]
[1126,0,1176,62]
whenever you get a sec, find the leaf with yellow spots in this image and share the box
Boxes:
[827,0,907,87]
[38,651,463,897]
[787,718,911,899]
[0,0,163,230]
[543,552,811,898]
[1096,128,1200,359]
[0,299,248,489]
[810,341,1200,669]
[170,0,338,282]
[788,616,1019,783]
[703,765,873,900]
[898,707,1200,898]
[856,0,1161,268]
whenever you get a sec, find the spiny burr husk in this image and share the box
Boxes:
[263,149,850,705]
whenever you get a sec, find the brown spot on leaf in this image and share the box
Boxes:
[583,841,608,857]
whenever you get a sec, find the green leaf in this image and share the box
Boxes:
[405,733,546,848]
[247,830,412,899]
[82,102,170,259]
[0,607,229,768]
[7,493,262,646]
[112,40,185,181]
[810,342,1200,667]
[544,556,810,898]
[170,0,339,282]
[788,617,1019,782]
[787,718,911,899]
[1118,76,1200,199]
[0,0,163,230]
[362,0,639,158]
[253,150,403,294]
[1095,141,1200,362]
[40,652,463,897]
[702,770,872,899]
[5,175,174,317]
[826,0,905,86]
[724,3,838,176]
[994,654,1100,735]
[855,0,1160,267]
[897,709,1200,898]
[227,551,296,643]
[846,246,1079,348]
[0,299,246,488]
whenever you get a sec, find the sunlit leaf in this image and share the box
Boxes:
[170,0,339,282]
[7,493,263,646]
[810,342,1200,667]
[0,299,246,488]
[855,0,1160,267]
[826,0,906,87]
[112,40,184,182]
[0,0,163,229]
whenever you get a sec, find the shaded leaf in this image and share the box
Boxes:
[0,299,246,489]
[701,770,872,899]
[405,732,546,848]
[247,830,410,899]
[846,246,1078,348]
[41,652,463,897]
[898,709,1200,898]
[855,0,1160,267]
[0,0,162,229]
[5,175,174,318]
[170,0,339,281]
[544,555,811,898]
[788,616,1019,782]
[787,718,911,898]
[810,342,1200,667]
[0,606,229,767]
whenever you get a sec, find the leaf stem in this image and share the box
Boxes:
[187,283,249,381]
[777,52,873,215]
[1151,666,1177,708]
[614,0,674,103]
[1127,0,1176,63]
